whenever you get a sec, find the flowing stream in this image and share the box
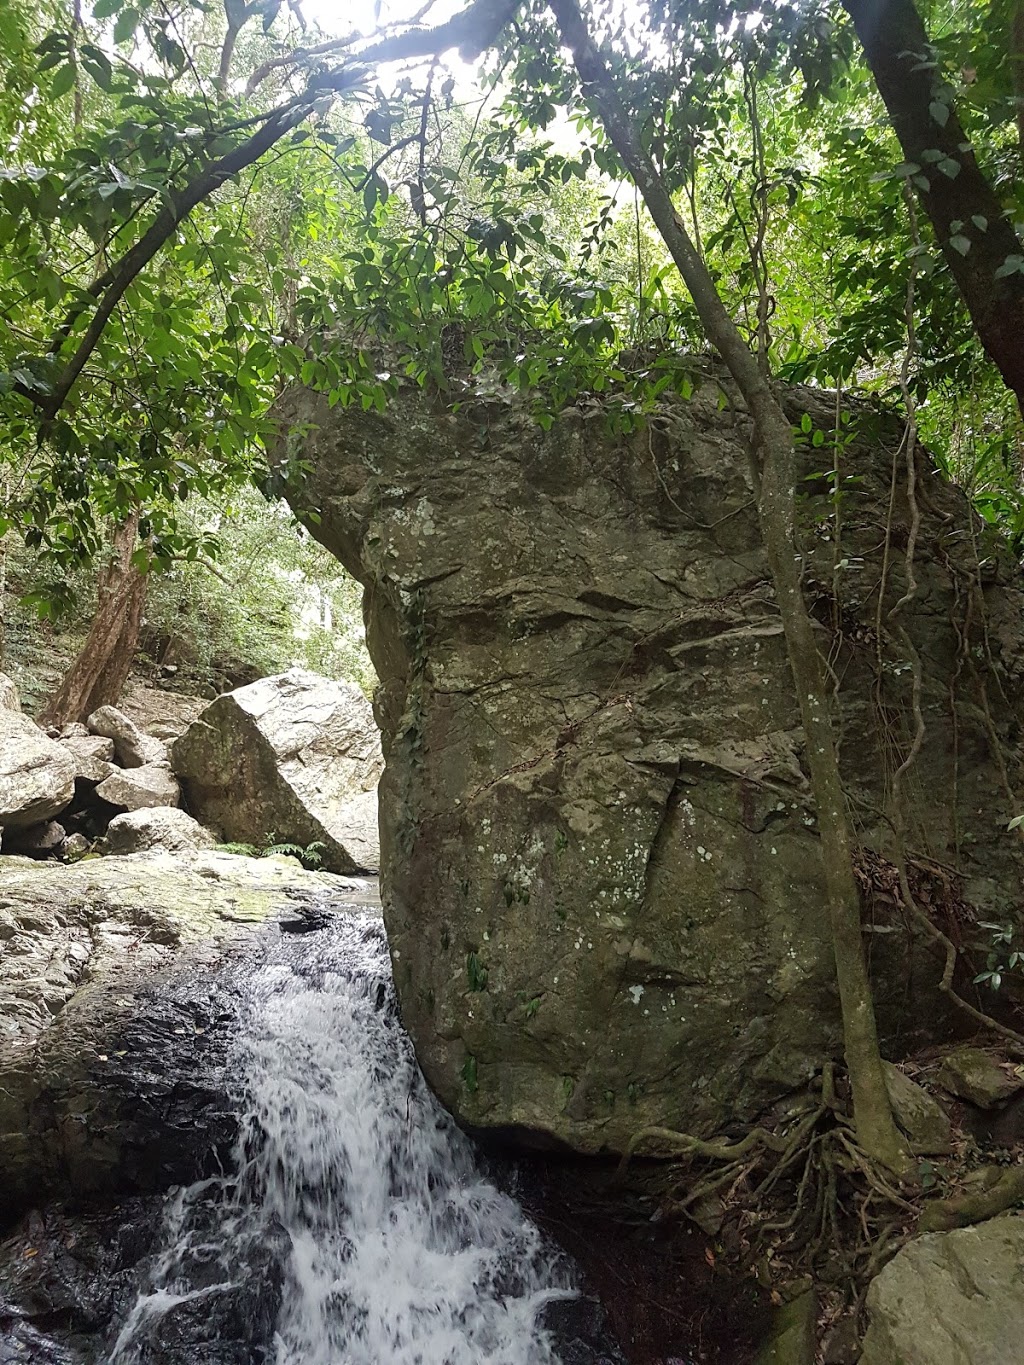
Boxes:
[108,906,578,1364]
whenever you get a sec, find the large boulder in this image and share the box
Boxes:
[106,806,217,855]
[271,371,1024,1154]
[87,704,166,768]
[860,1217,1024,1364]
[171,669,383,874]
[0,708,76,830]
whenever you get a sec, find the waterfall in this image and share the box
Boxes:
[109,906,576,1364]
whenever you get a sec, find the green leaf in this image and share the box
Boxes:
[49,61,76,96]
[928,100,949,127]
[949,235,971,256]
[113,8,140,43]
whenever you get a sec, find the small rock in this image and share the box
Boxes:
[96,763,180,812]
[754,1288,817,1365]
[106,807,216,855]
[936,1046,1024,1110]
[86,705,166,769]
[172,669,382,874]
[59,722,89,738]
[689,1191,726,1235]
[882,1062,951,1155]
[0,672,19,711]
[821,1315,860,1365]
[62,833,91,861]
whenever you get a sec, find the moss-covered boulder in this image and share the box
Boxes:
[273,370,1024,1154]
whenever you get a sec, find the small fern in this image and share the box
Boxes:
[264,839,327,870]
[217,838,326,870]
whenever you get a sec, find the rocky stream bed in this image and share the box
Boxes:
[0,854,632,1365]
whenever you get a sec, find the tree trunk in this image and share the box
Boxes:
[1013,1,1024,159]
[547,0,909,1172]
[38,513,147,728]
[842,0,1024,414]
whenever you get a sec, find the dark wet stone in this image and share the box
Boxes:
[0,1200,162,1360]
[539,1295,627,1363]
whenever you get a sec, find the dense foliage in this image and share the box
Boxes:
[0,0,1019,575]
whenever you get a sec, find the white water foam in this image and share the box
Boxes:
[111,908,574,1364]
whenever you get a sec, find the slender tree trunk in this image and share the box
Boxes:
[842,0,1024,415]
[1013,1,1024,160]
[38,513,147,728]
[547,0,909,1172]
[0,468,9,670]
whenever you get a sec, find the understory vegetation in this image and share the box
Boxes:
[1,487,374,701]
[1,0,1023,1343]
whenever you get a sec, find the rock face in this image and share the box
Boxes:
[860,1217,1024,1364]
[0,707,77,830]
[272,372,1024,1153]
[0,850,373,1220]
[172,669,383,873]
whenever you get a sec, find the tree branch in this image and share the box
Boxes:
[21,0,522,423]
[245,0,519,95]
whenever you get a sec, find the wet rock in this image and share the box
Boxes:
[273,376,1024,1152]
[0,1197,287,1365]
[537,1296,627,1364]
[86,705,166,769]
[110,1206,289,1365]
[0,709,76,830]
[0,850,376,1219]
[0,1200,161,1353]
[936,1046,1024,1109]
[882,1062,951,1155]
[172,669,383,874]
[95,762,180,812]
[105,807,216,855]
[860,1216,1024,1364]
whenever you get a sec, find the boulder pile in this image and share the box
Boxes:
[0,669,381,871]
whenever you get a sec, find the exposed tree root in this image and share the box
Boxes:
[918,1166,1024,1234]
[616,1060,1024,1321]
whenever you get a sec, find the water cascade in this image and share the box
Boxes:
[109,908,578,1364]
